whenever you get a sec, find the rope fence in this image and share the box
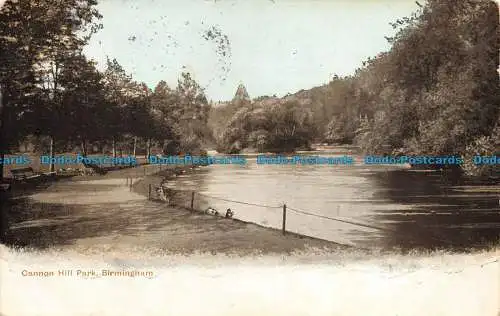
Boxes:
[143,183,406,240]
[285,206,469,246]
[285,206,393,232]
[124,164,486,248]
[196,192,282,209]
[146,184,283,217]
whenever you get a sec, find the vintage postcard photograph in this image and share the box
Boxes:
[0,0,499,315]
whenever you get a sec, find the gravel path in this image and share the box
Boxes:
[2,164,346,255]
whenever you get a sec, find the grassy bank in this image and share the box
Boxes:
[2,162,346,254]
[130,164,350,254]
[130,164,197,198]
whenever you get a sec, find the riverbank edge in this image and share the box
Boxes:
[130,164,354,251]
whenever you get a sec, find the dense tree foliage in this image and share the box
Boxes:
[0,0,102,175]
[352,0,499,177]
[210,0,499,177]
[150,73,211,155]
[214,94,315,153]
[0,0,497,180]
[0,0,210,180]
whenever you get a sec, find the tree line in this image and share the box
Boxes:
[1,0,498,181]
[0,0,211,181]
[211,0,499,178]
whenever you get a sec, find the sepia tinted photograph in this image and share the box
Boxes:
[0,0,499,315]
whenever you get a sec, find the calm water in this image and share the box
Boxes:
[165,148,500,250]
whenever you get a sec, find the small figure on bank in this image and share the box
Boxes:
[225,208,234,218]
[205,207,219,216]
[157,186,168,202]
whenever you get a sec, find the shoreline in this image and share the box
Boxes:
[1,163,349,255]
[130,164,353,252]
[3,161,496,254]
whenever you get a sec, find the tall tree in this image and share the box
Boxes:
[102,58,136,159]
[153,73,210,154]
[59,54,107,156]
[0,0,102,178]
[0,1,38,179]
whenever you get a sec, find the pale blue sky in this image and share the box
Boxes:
[83,0,420,101]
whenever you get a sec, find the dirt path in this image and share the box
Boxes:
[2,164,346,255]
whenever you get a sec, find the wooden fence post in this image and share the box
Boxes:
[148,184,152,200]
[282,204,287,235]
[190,191,195,210]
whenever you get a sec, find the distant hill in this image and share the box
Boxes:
[282,85,329,106]
[208,81,336,145]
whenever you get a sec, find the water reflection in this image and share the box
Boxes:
[1,151,498,253]
[368,170,500,251]
[165,153,500,251]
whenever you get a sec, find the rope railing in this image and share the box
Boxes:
[196,192,282,209]
[285,206,393,232]
[144,183,482,248]
[286,205,471,246]
[147,183,395,234]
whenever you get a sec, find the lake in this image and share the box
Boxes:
[164,147,500,251]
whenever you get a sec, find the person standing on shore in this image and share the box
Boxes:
[157,185,168,202]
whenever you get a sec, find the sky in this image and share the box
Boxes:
[0,0,440,101]
[80,0,426,101]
